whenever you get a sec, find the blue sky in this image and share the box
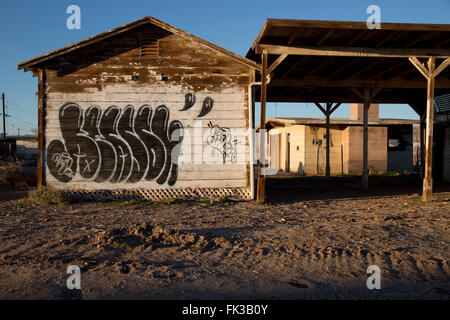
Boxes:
[1,0,449,134]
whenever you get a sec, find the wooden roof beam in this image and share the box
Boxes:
[255,44,450,58]
[317,29,336,46]
[347,30,367,46]
[303,57,334,77]
[281,56,307,78]
[324,59,362,79]
[404,32,437,48]
[349,59,386,78]
[269,78,450,89]
[267,54,288,74]
[375,31,403,48]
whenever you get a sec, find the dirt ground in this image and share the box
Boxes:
[0,175,449,300]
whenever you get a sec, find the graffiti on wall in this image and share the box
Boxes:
[45,92,240,184]
[206,121,237,164]
[47,102,183,185]
[179,93,214,118]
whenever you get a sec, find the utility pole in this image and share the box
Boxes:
[2,93,6,139]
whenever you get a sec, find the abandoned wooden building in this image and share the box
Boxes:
[17,17,260,201]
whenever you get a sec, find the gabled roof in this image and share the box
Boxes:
[18,16,260,72]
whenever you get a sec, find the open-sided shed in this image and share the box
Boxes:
[18,17,260,201]
[246,19,450,202]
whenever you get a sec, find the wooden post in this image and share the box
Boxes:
[2,93,5,139]
[362,88,370,191]
[422,57,436,202]
[325,103,331,177]
[409,57,450,201]
[257,51,268,203]
[37,69,46,190]
[314,102,341,178]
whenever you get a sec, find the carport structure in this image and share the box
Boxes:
[246,19,450,203]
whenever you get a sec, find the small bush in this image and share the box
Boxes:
[0,161,23,186]
[27,187,68,205]
[160,197,183,205]
[112,199,154,206]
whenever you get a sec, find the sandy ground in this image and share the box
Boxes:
[0,176,449,300]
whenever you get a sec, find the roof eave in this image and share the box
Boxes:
[18,16,261,72]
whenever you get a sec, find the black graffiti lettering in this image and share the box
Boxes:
[117,106,149,183]
[134,105,165,181]
[47,140,73,183]
[178,93,214,118]
[98,106,132,183]
[83,106,117,183]
[46,103,183,185]
[197,96,214,118]
[180,93,196,111]
[167,122,183,186]
[53,103,101,180]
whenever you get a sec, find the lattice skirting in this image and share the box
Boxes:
[63,187,253,202]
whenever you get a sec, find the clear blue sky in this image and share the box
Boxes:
[1,0,449,134]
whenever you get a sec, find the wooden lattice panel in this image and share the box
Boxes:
[64,187,252,202]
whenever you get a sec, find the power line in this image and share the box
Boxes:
[6,98,34,115]
[8,115,37,128]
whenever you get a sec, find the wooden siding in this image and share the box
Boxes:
[41,25,253,195]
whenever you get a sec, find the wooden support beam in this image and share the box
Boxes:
[349,59,385,78]
[347,30,366,46]
[409,57,431,79]
[409,56,450,201]
[379,60,410,77]
[329,103,342,115]
[267,54,288,75]
[324,59,361,79]
[257,51,268,203]
[313,102,326,114]
[435,37,450,48]
[350,87,365,100]
[362,88,370,191]
[404,32,437,48]
[269,77,450,89]
[37,68,46,190]
[314,102,342,177]
[325,103,332,178]
[303,57,334,77]
[423,57,436,202]
[255,44,450,58]
[434,57,450,78]
[375,31,402,48]
[361,87,381,191]
[317,29,335,46]
[282,56,307,78]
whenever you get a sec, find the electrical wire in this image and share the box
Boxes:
[7,115,37,128]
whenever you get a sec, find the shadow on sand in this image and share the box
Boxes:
[264,174,450,204]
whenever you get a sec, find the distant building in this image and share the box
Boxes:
[264,104,419,176]
[434,94,450,183]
